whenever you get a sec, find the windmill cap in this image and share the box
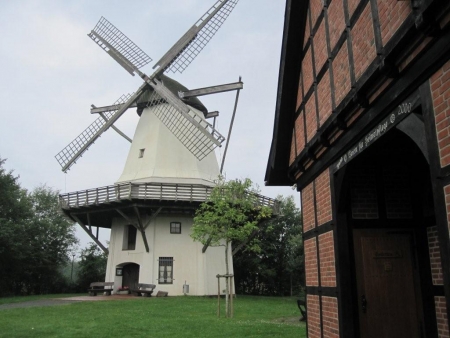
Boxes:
[136,74,208,116]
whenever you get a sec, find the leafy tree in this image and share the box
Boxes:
[0,158,32,295]
[0,158,78,295]
[191,177,273,317]
[76,243,107,291]
[233,196,303,296]
[22,186,78,294]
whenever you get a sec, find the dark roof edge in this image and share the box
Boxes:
[264,0,308,186]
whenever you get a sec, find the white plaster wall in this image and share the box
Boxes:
[104,213,232,296]
[116,105,220,186]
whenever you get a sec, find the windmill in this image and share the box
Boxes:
[56,1,279,296]
[55,0,242,173]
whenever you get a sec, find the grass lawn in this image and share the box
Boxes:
[0,295,306,338]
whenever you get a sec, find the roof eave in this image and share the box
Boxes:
[265,0,308,186]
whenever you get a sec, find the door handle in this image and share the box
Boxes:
[361,295,367,313]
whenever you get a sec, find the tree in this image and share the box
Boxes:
[0,158,78,295]
[23,185,78,294]
[191,177,273,317]
[233,196,303,296]
[0,158,32,295]
[76,243,107,291]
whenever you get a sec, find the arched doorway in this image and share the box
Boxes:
[122,263,140,290]
[336,126,437,337]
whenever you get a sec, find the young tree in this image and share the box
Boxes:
[191,177,273,317]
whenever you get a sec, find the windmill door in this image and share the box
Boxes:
[353,229,422,338]
[122,263,140,290]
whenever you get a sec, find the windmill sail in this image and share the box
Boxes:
[88,17,152,75]
[154,0,240,74]
[147,79,225,160]
[55,93,138,172]
[56,0,239,171]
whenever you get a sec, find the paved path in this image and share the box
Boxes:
[0,295,134,310]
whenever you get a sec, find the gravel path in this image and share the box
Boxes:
[0,295,133,310]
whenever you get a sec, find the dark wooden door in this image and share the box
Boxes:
[122,263,140,290]
[354,229,422,338]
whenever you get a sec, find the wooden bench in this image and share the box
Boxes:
[297,299,307,321]
[88,282,114,296]
[130,283,156,297]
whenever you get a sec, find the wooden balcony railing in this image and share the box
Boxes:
[59,182,280,214]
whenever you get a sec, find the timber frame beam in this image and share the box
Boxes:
[116,208,150,253]
[72,214,109,254]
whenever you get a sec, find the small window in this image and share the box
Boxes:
[139,148,145,158]
[158,257,173,284]
[123,224,137,250]
[170,222,181,234]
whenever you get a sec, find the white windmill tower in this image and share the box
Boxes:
[56,0,278,296]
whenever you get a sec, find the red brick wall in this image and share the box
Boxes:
[314,20,328,75]
[316,169,332,225]
[319,231,337,287]
[377,0,411,47]
[310,0,323,29]
[303,47,315,97]
[318,70,333,127]
[351,2,377,81]
[327,0,345,52]
[289,131,296,166]
[306,95,318,143]
[307,294,322,338]
[430,60,450,167]
[302,182,316,232]
[304,8,311,49]
[332,41,351,107]
[305,238,319,286]
[350,168,379,219]
[427,226,444,285]
[322,296,339,338]
[347,0,360,19]
[293,112,305,159]
[435,296,450,338]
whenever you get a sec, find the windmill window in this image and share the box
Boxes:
[139,149,145,158]
[123,224,137,251]
[170,222,181,234]
[158,257,173,284]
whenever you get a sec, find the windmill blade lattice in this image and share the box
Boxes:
[146,90,225,161]
[156,0,240,74]
[55,93,134,172]
[88,17,152,74]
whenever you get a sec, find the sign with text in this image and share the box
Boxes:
[332,94,419,173]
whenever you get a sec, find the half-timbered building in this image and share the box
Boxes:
[266,0,450,336]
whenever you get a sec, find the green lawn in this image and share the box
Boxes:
[0,295,306,338]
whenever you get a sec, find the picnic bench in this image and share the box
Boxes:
[88,282,114,296]
[130,283,156,297]
[297,299,307,321]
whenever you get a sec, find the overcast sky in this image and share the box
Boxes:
[0,0,296,251]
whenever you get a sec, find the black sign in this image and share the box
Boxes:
[331,94,419,173]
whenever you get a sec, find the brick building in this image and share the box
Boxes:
[265,0,450,337]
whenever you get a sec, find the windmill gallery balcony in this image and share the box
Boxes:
[59,182,279,212]
[58,182,280,254]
